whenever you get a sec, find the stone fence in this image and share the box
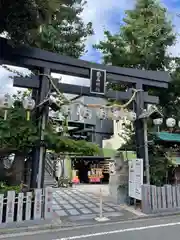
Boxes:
[0,187,53,224]
[141,184,180,214]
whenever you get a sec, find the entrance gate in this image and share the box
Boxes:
[0,37,170,191]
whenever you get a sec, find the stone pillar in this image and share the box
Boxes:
[165,185,173,209]
[151,185,158,212]
[109,153,128,204]
[141,184,152,214]
[176,185,180,208]
[161,186,167,209]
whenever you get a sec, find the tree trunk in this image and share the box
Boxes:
[0,158,6,182]
[8,153,25,186]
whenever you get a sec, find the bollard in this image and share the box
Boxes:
[95,188,109,222]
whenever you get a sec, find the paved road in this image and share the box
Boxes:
[2,215,180,240]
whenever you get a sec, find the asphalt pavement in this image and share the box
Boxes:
[2,215,180,240]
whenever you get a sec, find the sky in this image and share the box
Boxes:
[1,0,180,95]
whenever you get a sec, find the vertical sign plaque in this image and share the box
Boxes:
[25,192,32,220]
[90,68,106,95]
[44,187,53,219]
[34,189,42,220]
[6,191,15,223]
[17,193,24,222]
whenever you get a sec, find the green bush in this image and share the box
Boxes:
[0,182,21,194]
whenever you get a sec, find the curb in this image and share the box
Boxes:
[1,212,180,235]
[138,211,180,219]
[0,220,62,234]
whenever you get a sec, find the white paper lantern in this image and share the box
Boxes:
[80,107,92,119]
[56,126,63,132]
[127,111,137,121]
[97,107,108,120]
[166,118,176,128]
[22,97,35,110]
[153,118,163,126]
[110,107,121,120]
[0,93,13,109]
[22,97,35,121]
[0,93,13,120]
[178,121,180,128]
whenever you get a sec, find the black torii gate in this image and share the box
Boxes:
[0,37,170,188]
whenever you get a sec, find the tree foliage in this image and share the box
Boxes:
[46,124,100,156]
[0,101,38,155]
[0,94,100,156]
[0,93,100,186]
[94,0,175,70]
[157,59,180,122]
[95,0,179,185]
[0,0,93,57]
[0,0,60,44]
[36,1,93,57]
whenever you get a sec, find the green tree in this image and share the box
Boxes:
[0,93,100,185]
[157,59,180,123]
[0,0,61,45]
[0,0,93,58]
[94,0,177,185]
[0,0,94,185]
[35,1,93,57]
[94,0,175,70]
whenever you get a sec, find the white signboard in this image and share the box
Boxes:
[128,159,143,200]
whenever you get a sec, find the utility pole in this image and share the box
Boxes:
[143,119,150,184]
[139,106,163,185]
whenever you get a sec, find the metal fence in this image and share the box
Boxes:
[141,184,180,214]
[0,187,53,224]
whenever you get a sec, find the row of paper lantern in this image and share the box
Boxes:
[0,93,35,110]
[0,93,35,120]
[0,93,137,121]
[153,117,180,128]
[61,104,137,121]
[1,94,178,126]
